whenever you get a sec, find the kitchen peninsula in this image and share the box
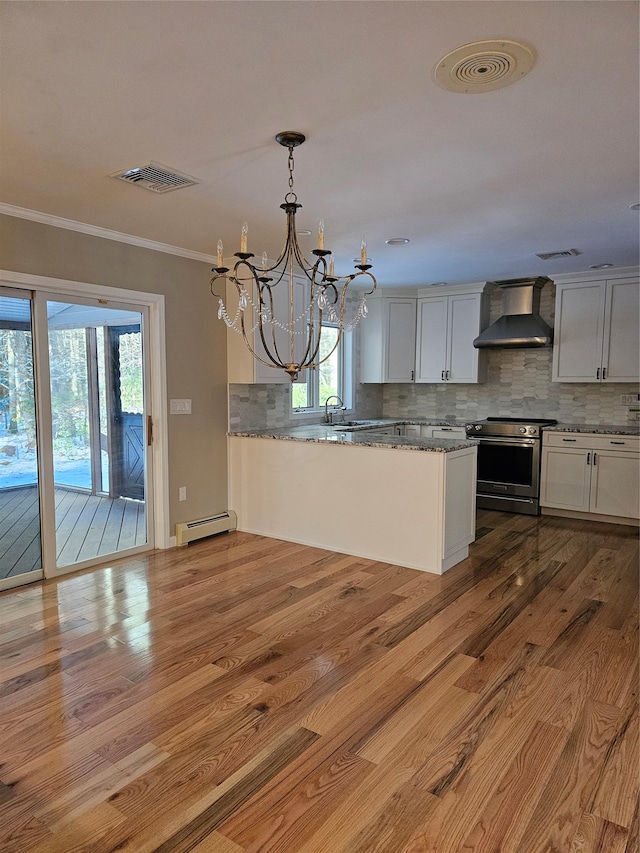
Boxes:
[228,424,478,574]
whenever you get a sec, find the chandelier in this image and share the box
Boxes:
[210,131,377,381]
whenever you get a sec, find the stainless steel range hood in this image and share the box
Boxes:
[473,277,553,349]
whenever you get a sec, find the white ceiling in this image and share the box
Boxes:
[1,1,638,288]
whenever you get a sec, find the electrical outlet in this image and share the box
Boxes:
[170,399,192,414]
[178,486,187,501]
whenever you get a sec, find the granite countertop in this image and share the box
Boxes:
[229,423,477,453]
[543,423,640,436]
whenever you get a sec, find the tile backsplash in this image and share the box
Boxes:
[228,382,383,432]
[382,348,638,425]
[229,281,638,429]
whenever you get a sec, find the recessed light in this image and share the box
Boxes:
[429,281,448,286]
[296,229,312,236]
[589,263,614,269]
[385,237,411,245]
[629,203,640,211]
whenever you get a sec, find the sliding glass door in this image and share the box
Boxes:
[46,300,150,568]
[0,288,153,589]
[0,289,43,587]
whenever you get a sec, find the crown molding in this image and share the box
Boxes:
[0,203,216,264]
[550,266,639,284]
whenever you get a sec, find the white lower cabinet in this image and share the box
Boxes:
[541,432,640,520]
[418,425,466,439]
[403,425,421,438]
[430,426,466,439]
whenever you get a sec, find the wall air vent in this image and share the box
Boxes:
[110,162,199,194]
[535,249,582,261]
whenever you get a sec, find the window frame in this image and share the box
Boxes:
[290,321,354,417]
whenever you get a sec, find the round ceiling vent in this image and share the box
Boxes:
[434,39,535,94]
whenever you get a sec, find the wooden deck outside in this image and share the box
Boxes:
[0,509,637,852]
[0,485,146,579]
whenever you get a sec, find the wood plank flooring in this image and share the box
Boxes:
[0,509,637,852]
[0,486,146,578]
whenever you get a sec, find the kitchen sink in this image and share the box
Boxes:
[331,419,380,428]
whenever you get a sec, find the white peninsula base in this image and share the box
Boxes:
[228,436,477,574]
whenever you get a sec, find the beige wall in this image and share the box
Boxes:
[0,213,228,534]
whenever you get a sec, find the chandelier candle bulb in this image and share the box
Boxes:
[240,221,248,254]
[329,254,335,277]
[318,219,325,250]
[217,239,224,267]
[261,251,268,271]
[361,238,367,265]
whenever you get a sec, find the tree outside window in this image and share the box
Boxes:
[292,325,342,411]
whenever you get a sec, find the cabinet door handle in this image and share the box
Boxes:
[611,440,626,445]
[593,452,597,466]
[596,367,600,380]
[602,367,607,380]
[411,369,415,381]
[441,370,445,381]
[586,452,591,465]
[446,370,450,380]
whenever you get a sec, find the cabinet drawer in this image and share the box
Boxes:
[543,432,639,452]
[431,427,466,439]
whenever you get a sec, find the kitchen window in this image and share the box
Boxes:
[291,323,353,414]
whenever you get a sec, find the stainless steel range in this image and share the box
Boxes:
[465,417,558,515]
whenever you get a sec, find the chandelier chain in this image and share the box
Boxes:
[284,145,298,204]
[288,146,295,191]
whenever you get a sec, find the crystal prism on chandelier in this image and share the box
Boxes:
[210,131,377,381]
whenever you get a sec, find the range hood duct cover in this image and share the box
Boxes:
[473,277,553,349]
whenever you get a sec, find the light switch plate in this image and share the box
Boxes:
[170,399,192,414]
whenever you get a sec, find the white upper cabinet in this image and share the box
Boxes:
[226,276,308,384]
[414,295,448,383]
[552,275,639,383]
[602,278,640,381]
[360,297,417,383]
[415,283,489,384]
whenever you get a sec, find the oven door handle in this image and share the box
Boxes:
[476,437,537,446]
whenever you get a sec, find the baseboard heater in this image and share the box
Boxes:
[175,510,237,546]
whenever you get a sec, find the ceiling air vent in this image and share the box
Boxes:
[535,249,582,261]
[110,162,199,194]
[434,40,535,94]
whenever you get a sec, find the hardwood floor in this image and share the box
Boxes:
[0,486,147,579]
[0,509,637,852]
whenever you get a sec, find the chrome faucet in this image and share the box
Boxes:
[324,395,346,424]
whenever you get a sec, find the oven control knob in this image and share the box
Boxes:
[529,427,536,434]
[519,426,527,434]
[475,424,482,431]
[465,424,474,431]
